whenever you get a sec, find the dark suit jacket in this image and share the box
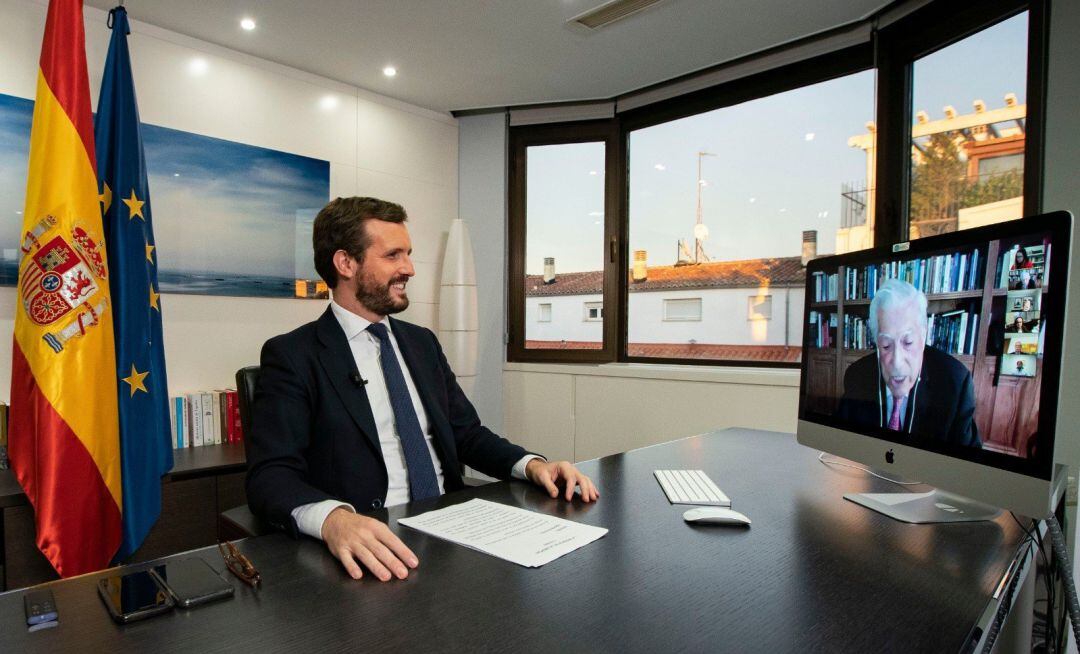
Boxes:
[246,307,528,537]
[835,345,981,448]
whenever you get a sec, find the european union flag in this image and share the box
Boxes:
[94,6,173,560]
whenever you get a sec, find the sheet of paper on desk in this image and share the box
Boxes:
[397,499,607,567]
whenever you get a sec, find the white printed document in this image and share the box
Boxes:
[397,498,607,567]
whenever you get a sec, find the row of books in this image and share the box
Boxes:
[169,391,244,449]
[927,309,979,356]
[811,272,839,302]
[807,311,837,348]
[844,249,983,300]
[842,314,873,351]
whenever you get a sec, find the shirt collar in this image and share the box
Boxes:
[330,298,391,341]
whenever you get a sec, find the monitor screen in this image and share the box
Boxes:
[797,211,1071,518]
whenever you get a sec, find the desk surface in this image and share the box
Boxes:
[0,429,1024,653]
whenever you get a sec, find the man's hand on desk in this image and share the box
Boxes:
[525,460,600,503]
[321,507,418,582]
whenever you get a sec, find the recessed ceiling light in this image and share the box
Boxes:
[589,170,598,176]
[173,173,180,177]
[319,95,339,110]
[654,163,666,171]
[805,132,815,141]
[188,58,208,75]
[240,17,256,31]
[383,66,397,78]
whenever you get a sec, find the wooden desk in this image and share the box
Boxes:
[0,429,1028,652]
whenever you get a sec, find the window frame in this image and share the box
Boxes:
[507,120,621,363]
[505,0,1046,369]
[538,303,552,322]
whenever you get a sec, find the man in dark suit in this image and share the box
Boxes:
[247,197,598,582]
[835,279,980,448]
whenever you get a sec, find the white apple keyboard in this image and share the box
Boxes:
[654,469,730,506]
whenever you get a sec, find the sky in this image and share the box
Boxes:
[525,12,1029,275]
[0,93,329,279]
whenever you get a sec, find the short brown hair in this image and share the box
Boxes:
[312,197,407,287]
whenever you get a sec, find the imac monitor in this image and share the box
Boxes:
[797,211,1072,522]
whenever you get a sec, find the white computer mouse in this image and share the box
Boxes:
[683,507,751,526]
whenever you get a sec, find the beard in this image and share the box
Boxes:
[355,272,410,315]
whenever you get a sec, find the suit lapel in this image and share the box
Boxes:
[315,308,381,454]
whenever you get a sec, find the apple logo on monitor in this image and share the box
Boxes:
[885,449,895,464]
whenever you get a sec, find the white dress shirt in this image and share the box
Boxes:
[291,300,538,539]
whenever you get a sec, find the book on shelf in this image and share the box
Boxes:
[927,308,979,356]
[842,313,873,350]
[845,248,983,300]
[202,391,217,445]
[187,393,204,447]
[808,311,837,348]
[812,271,838,302]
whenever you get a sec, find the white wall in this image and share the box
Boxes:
[1042,0,1080,645]
[458,112,507,432]
[0,0,458,399]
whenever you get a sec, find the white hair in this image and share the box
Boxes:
[868,278,928,341]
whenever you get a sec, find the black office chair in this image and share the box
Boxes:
[217,366,271,540]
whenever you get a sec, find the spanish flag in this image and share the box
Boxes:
[9,0,122,577]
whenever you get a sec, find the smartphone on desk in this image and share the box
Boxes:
[151,557,234,608]
[97,569,174,624]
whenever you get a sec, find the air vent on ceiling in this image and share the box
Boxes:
[569,0,669,30]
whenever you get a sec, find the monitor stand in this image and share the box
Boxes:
[844,489,1001,524]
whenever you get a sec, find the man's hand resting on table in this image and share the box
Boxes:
[321,507,418,582]
[525,459,600,502]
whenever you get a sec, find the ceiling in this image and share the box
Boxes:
[85,0,888,114]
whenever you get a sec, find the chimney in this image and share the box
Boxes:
[543,257,555,284]
[801,230,817,266]
[632,250,647,283]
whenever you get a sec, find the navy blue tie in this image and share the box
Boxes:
[367,322,440,502]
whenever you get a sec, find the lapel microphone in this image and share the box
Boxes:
[350,371,368,386]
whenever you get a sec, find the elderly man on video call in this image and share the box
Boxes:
[247,197,599,583]
[835,278,981,447]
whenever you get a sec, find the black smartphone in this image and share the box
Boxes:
[97,570,174,624]
[150,557,234,608]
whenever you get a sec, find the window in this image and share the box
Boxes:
[506,0,1044,368]
[748,295,772,321]
[626,70,874,363]
[508,121,619,362]
[663,298,702,322]
[907,12,1031,240]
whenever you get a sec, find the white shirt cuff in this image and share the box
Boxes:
[291,500,356,540]
[512,454,546,481]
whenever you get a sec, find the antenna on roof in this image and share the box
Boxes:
[695,151,716,264]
